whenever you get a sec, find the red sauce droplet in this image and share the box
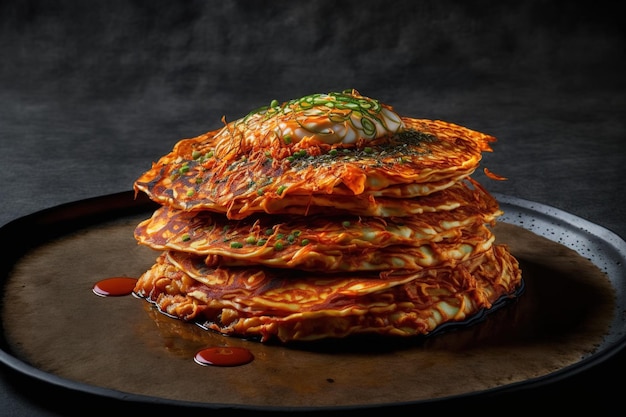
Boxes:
[93,277,137,297]
[194,347,254,367]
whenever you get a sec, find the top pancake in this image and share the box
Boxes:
[134,90,496,219]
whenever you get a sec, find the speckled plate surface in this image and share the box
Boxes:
[0,191,624,412]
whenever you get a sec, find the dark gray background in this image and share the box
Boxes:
[1,1,624,415]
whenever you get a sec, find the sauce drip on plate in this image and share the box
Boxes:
[194,346,254,367]
[94,277,253,366]
[93,277,138,297]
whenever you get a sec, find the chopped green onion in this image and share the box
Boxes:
[361,117,376,136]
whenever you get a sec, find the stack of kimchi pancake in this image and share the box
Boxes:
[132,90,522,343]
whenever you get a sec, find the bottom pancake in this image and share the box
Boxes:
[133,244,522,343]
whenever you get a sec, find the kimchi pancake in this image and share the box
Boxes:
[197,228,494,271]
[152,225,494,271]
[136,174,497,222]
[133,245,522,343]
[134,91,496,218]
[135,205,499,271]
[225,177,500,219]
[131,90,522,344]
